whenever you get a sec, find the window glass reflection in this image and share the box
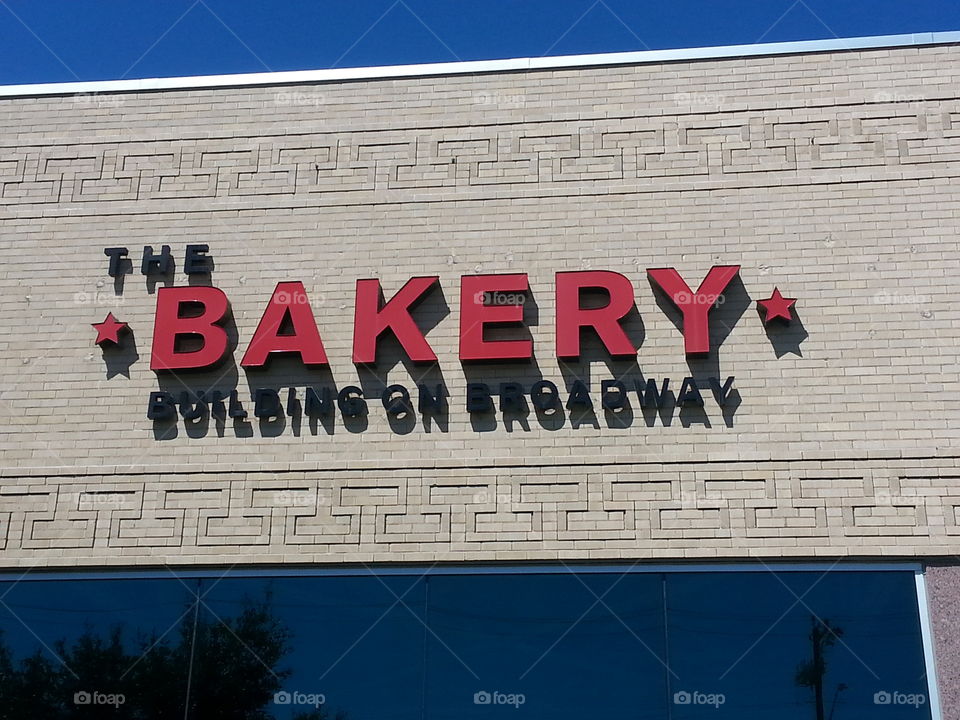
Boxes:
[0,578,198,717]
[665,571,931,720]
[198,575,426,720]
[423,572,667,720]
[0,568,933,720]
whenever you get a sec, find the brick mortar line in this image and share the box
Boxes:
[0,556,944,573]
[5,171,960,222]
[2,453,958,482]
[2,94,958,149]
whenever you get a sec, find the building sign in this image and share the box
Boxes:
[91,245,798,432]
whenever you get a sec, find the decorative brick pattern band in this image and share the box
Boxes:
[1,457,957,566]
[2,105,960,216]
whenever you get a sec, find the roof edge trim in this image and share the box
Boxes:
[1,30,958,98]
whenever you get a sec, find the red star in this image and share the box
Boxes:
[757,288,797,324]
[92,312,128,345]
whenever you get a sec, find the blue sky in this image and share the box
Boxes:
[1,0,959,84]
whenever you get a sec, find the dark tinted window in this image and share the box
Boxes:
[0,569,933,720]
[424,572,666,719]
[0,578,197,717]
[199,575,426,720]
[666,571,931,719]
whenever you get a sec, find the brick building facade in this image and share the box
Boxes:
[0,33,957,719]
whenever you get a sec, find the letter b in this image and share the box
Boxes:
[151,286,230,371]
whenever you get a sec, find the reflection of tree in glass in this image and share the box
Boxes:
[794,616,845,720]
[0,596,346,720]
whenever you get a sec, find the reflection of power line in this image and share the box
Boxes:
[829,683,848,720]
[795,616,844,720]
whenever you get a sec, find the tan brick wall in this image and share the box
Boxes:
[0,43,958,567]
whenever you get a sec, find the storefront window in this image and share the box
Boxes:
[0,568,934,719]
[200,575,426,719]
[666,571,931,719]
[0,578,196,717]
[423,572,666,718]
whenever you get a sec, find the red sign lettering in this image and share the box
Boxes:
[150,286,230,371]
[352,276,439,364]
[647,265,740,355]
[459,274,532,361]
[240,282,328,368]
[555,271,637,359]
